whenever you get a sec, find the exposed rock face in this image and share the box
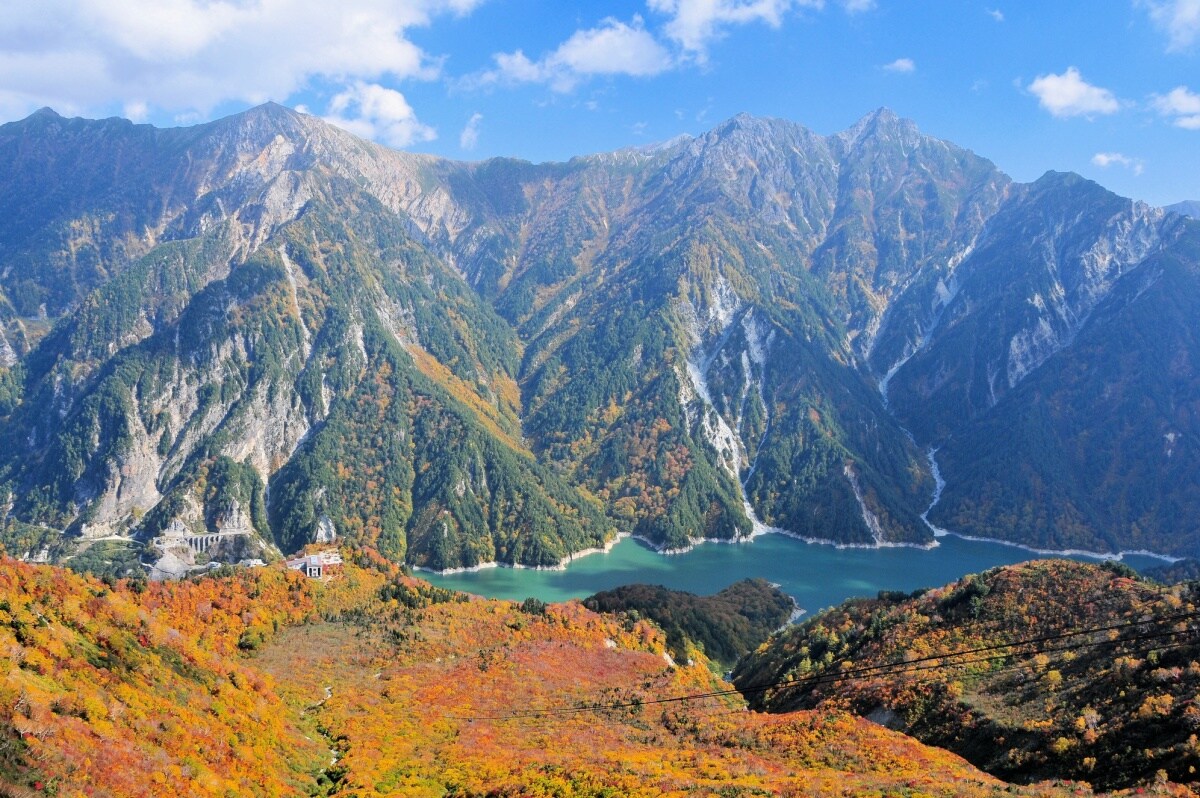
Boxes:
[314,514,337,544]
[1,104,1198,567]
[148,547,195,581]
[884,173,1180,438]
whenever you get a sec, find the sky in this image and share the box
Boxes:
[1,1,1198,206]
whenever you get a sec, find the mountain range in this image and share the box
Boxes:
[0,104,1197,574]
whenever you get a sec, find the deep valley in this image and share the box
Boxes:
[1,105,1196,578]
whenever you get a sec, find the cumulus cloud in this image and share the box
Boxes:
[1027,67,1120,118]
[123,100,149,122]
[1153,85,1200,128]
[554,17,673,75]
[646,0,822,57]
[986,7,1004,22]
[459,112,483,149]
[1139,0,1200,52]
[0,0,481,135]
[482,16,673,92]
[1092,152,1145,175]
[883,58,915,73]
[323,81,436,147]
[477,1,873,91]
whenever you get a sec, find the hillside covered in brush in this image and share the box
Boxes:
[733,560,1200,790]
[0,104,1198,573]
[4,556,1194,797]
[0,559,324,796]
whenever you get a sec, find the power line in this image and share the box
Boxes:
[748,613,1200,698]
[761,624,1198,699]
[466,633,1200,726]
[447,608,1200,722]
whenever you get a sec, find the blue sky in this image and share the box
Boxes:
[1,1,1197,205]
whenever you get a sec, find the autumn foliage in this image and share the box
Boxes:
[735,560,1200,790]
[0,559,322,797]
[0,557,1193,797]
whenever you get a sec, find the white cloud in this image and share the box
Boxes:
[646,0,822,57]
[1153,85,1200,113]
[986,7,1004,22]
[483,16,672,92]
[1152,85,1200,128]
[555,16,673,75]
[883,57,915,73]
[0,0,482,131]
[459,112,482,149]
[1092,152,1145,175]
[323,81,436,147]
[471,1,873,93]
[1027,67,1120,118]
[1139,0,1200,52]
[123,100,149,122]
[490,51,546,83]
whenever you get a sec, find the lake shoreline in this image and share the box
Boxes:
[415,527,1176,613]
[931,529,1182,565]
[411,524,1182,577]
[410,532,632,576]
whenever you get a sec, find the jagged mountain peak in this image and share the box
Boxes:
[847,106,903,130]
[199,100,331,148]
[0,101,1198,574]
[1020,170,1164,225]
[681,112,831,174]
[705,111,813,142]
[833,106,923,152]
[718,110,774,132]
[1029,169,1092,190]
[238,100,300,120]
[3,105,149,139]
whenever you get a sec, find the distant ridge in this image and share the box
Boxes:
[1167,199,1200,219]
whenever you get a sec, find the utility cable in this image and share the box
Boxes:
[447,608,1200,722]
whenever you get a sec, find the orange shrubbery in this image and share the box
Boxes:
[735,560,1200,790]
[1,557,1192,797]
[257,569,1139,797]
[0,560,322,797]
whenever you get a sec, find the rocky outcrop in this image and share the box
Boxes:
[2,104,1198,567]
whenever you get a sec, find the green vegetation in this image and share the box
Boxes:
[584,578,795,666]
[733,560,1200,789]
[62,539,146,580]
[1,104,1197,571]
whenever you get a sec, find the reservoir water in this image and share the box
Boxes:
[417,533,1168,616]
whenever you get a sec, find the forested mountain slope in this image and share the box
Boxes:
[0,104,1197,571]
[734,560,1200,789]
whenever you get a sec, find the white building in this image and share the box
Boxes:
[285,550,343,578]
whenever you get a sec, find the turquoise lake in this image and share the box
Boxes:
[416,533,1168,617]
